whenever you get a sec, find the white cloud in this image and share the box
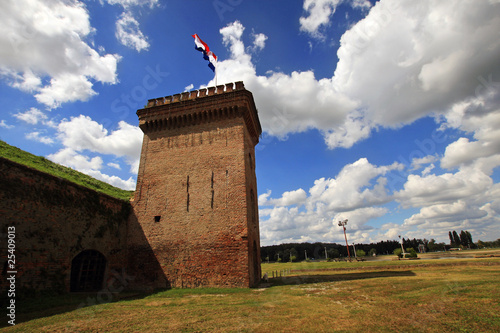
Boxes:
[260,189,308,207]
[48,148,103,171]
[441,93,500,173]
[13,108,47,125]
[411,155,437,171]
[396,167,493,209]
[299,0,342,39]
[107,162,121,170]
[216,1,500,151]
[0,0,120,108]
[56,115,143,173]
[251,33,268,52]
[215,21,357,141]
[47,147,136,190]
[85,169,136,190]
[103,0,158,8]
[333,0,500,129]
[115,11,149,52]
[299,0,372,39]
[0,120,14,129]
[25,131,55,145]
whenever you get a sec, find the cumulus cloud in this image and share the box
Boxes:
[0,0,120,108]
[260,189,308,207]
[56,115,143,173]
[259,158,402,245]
[396,168,493,209]
[44,115,142,190]
[333,0,500,129]
[216,1,500,150]
[215,21,357,141]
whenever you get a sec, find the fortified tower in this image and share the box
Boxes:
[128,81,262,288]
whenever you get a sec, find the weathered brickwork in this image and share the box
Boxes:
[0,157,130,294]
[129,81,262,288]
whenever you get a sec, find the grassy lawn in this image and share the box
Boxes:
[3,254,499,332]
[0,140,133,201]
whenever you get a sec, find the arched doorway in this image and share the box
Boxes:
[70,250,107,292]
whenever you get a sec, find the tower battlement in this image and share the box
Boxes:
[137,81,261,144]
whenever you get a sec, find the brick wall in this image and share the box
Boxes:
[130,82,262,288]
[0,157,130,295]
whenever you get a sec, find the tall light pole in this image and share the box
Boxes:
[399,235,405,255]
[338,219,351,261]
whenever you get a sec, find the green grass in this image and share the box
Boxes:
[4,257,499,332]
[0,140,133,201]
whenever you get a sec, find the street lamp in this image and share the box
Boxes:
[399,235,405,256]
[338,219,351,261]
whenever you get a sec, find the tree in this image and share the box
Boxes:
[289,248,297,262]
[459,230,468,247]
[405,248,418,258]
[368,248,377,257]
[327,248,340,258]
[393,248,403,258]
[356,249,366,257]
[449,232,454,246]
[466,231,474,247]
[452,230,461,246]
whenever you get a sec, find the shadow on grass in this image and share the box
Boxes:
[267,270,416,286]
[2,289,166,328]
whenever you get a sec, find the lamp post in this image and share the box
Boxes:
[338,219,351,261]
[399,235,405,256]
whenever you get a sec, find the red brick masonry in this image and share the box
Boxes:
[130,81,262,288]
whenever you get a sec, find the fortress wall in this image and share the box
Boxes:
[0,157,130,295]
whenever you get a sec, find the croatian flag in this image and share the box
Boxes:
[192,34,217,72]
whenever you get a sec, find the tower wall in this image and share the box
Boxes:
[128,82,262,288]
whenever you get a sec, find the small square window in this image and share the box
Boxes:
[154,215,161,223]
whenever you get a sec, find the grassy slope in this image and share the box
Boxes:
[0,140,133,201]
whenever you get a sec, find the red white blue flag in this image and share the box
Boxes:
[192,34,217,72]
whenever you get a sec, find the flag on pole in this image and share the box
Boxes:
[192,34,217,72]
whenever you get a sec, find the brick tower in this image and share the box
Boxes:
[128,81,262,288]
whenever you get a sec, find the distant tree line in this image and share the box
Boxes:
[261,238,433,262]
[260,231,500,262]
[476,239,500,249]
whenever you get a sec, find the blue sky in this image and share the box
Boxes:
[1,0,499,246]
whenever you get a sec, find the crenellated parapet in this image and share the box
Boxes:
[145,81,244,107]
[137,81,261,144]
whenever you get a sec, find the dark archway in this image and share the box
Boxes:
[70,250,107,292]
